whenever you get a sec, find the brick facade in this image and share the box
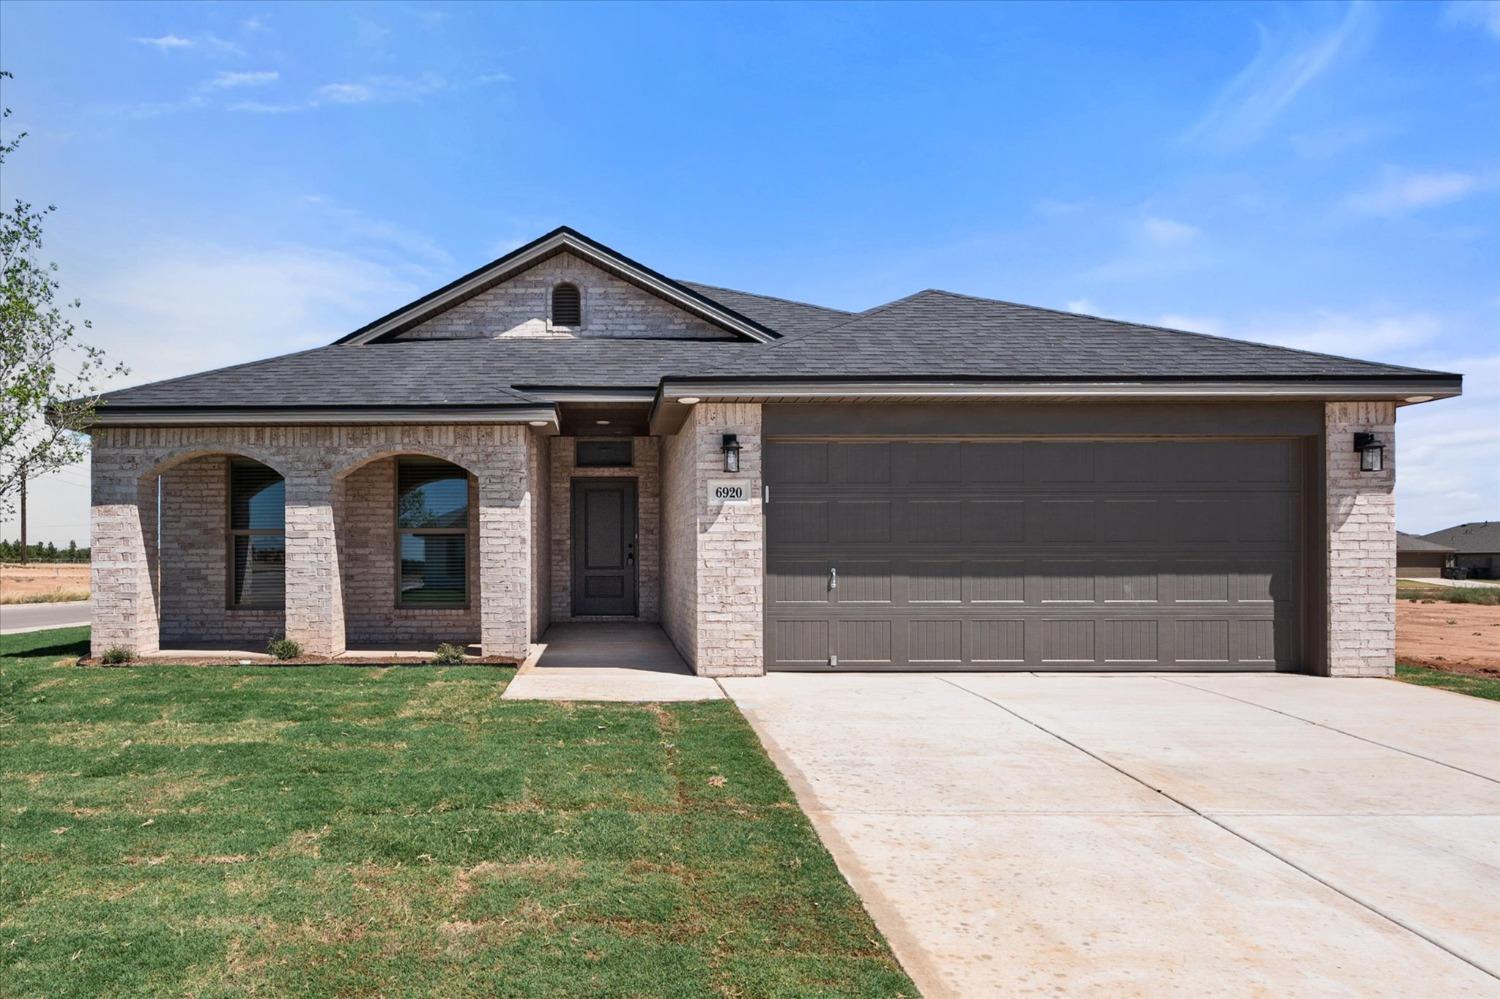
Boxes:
[660,403,765,676]
[158,456,284,646]
[89,424,536,660]
[394,254,734,341]
[1325,401,1397,677]
[549,437,661,623]
[337,459,481,648]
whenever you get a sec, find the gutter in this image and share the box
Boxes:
[66,404,561,429]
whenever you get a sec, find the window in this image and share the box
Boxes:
[551,282,582,327]
[397,459,469,607]
[576,440,632,468]
[228,459,285,608]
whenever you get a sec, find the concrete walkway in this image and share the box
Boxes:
[0,600,92,635]
[1398,576,1500,589]
[502,623,721,701]
[723,672,1500,998]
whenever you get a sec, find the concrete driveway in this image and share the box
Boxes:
[722,673,1500,998]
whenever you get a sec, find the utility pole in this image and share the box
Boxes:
[18,462,27,565]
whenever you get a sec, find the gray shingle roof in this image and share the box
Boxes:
[1423,522,1500,554]
[94,280,1460,412]
[676,282,853,338]
[1397,531,1455,553]
[742,290,1449,379]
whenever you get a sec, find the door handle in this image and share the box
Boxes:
[829,566,837,590]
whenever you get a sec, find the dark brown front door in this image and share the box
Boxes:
[572,479,638,616]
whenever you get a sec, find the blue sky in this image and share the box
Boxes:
[1,0,1496,544]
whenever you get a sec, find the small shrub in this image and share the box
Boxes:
[433,642,467,665]
[100,646,134,665]
[267,638,302,661]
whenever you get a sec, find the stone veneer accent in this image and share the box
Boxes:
[395,253,734,341]
[1325,401,1397,677]
[660,403,764,676]
[549,437,661,622]
[158,456,284,646]
[528,429,552,641]
[90,424,537,660]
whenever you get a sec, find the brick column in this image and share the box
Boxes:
[284,474,345,657]
[90,467,159,657]
[477,427,533,660]
[1325,401,1396,676]
[661,402,764,677]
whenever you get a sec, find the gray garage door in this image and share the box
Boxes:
[764,439,1304,671]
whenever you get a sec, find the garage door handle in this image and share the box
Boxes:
[829,567,837,590]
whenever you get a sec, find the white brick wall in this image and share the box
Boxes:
[90,424,537,660]
[395,254,734,341]
[660,403,764,676]
[549,437,661,622]
[1325,401,1397,677]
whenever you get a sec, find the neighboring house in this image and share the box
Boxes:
[1396,531,1455,579]
[1421,522,1500,579]
[79,227,1463,677]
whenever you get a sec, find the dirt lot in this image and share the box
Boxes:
[0,563,91,603]
[1397,599,1500,676]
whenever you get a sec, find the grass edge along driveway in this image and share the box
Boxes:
[0,627,914,998]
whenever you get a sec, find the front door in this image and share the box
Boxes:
[572,479,638,616]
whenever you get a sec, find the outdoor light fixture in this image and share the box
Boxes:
[721,433,742,473]
[677,397,701,405]
[1353,432,1384,473]
[527,420,549,427]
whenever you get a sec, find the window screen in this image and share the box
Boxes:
[397,459,469,606]
[552,283,582,326]
[229,460,285,608]
[576,440,632,467]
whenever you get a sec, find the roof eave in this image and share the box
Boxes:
[76,404,561,430]
[647,375,1463,434]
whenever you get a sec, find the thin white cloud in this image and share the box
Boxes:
[1140,217,1200,246]
[1233,309,1440,358]
[208,70,279,89]
[1289,119,1389,159]
[235,74,447,113]
[1088,215,1209,281]
[135,34,194,50]
[1185,1,1374,149]
[1343,167,1484,216]
[1444,0,1500,39]
[1065,298,1098,315]
[1156,313,1227,336]
[476,71,513,85]
[316,82,374,105]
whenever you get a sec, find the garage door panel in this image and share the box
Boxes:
[765,438,1303,672]
[965,560,1026,602]
[1040,500,1097,542]
[766,442,828,484]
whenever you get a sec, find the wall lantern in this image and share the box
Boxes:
[1353,432,1384,472]
[721,433,742,473]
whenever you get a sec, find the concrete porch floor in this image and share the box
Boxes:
[501,622,723,701]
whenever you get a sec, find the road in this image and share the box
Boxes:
[0,601,92,635]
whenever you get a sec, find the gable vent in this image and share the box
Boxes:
[552,283,582,327]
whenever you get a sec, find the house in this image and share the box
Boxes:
[80,227,1463,677]
[1421,522,1499,579]
[1396,531,1455,579]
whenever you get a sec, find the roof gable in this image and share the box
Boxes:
[1423,522,1500,552]
[337,227,781,344]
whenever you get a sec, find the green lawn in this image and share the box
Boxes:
[1396,662,1500,702]
[0,628,913,998]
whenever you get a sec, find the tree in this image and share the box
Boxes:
[0,72,125,519]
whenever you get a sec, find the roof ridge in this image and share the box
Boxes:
[913,289,1457,378]
[762,288,937,347]
[679,280,853,316]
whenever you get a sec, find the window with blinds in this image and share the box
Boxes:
[396,459,469,607]
[552,282,582,327]
[228,460,285,608]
